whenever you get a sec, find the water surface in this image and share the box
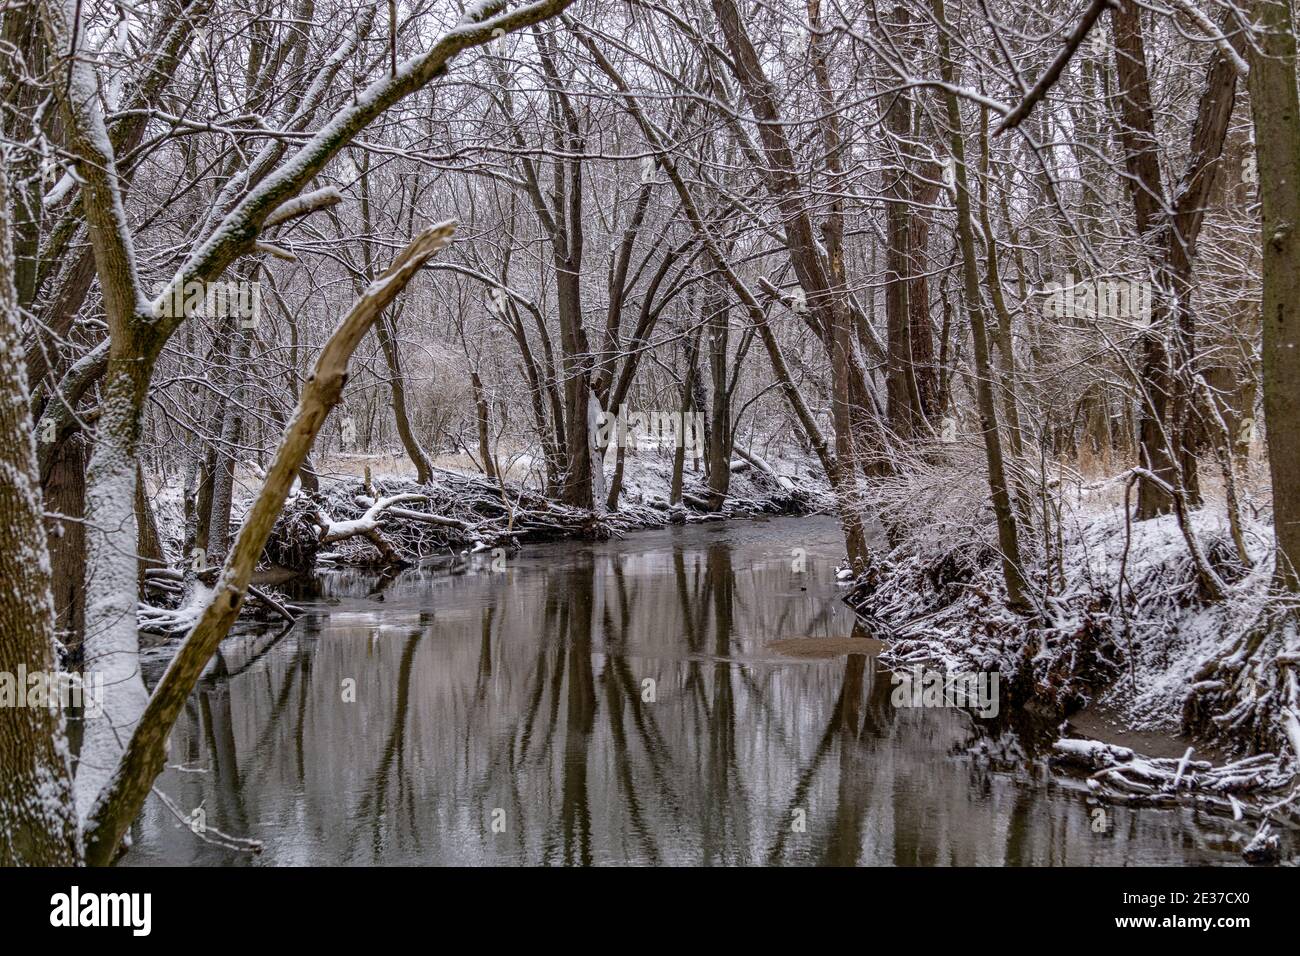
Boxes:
[126,516,1244,865]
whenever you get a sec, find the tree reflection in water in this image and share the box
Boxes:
[125,517,1242,866]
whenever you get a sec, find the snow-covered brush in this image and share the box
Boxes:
[138,568,304,636]
[1053,737,1299,863]
[1186,604,1300,759]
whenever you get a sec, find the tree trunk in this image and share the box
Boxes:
[1248,0,1300,589]
[376,315,434,483]
[882,7,919,441]
[978,110,1026,465]
[471,370,498,482]
[907,175,942,425]
[206,319,253,564]
[1111,0,1177,517]
[44,433,87,661]
[705,277,732,510]
[934,0,1030,611]
[0,158,81,864]
[356,156,435,484]
[135,463,168,587]
[670,330,699,509]
[75,356,154,821]
[193,451,215,561]
[556,265,593,508]
[708,0,872,563]
[1111,1,1239,519]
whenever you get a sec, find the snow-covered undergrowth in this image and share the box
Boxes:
[847,449,1278,746]
[847,452,1300,854]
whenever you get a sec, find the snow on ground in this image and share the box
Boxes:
[848,454,1279,740]
[1062,489,1273,731]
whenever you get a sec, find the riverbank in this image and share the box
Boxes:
[847,499,1279,739]
[840,463,1299,860]
[258,449,833,571]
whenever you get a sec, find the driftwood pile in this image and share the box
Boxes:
[1052,737,1298,863]
[139,566,306,637]
[264,464,816,573]
[137,462,818,637]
